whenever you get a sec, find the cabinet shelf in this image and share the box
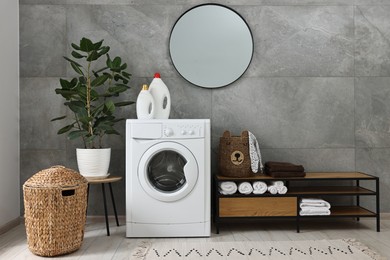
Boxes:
[214,172,380,233]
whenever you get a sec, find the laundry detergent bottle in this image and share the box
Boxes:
[148,73,171,119]
[136,84,155,119]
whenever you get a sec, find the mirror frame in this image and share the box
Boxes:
[169,3,254,89]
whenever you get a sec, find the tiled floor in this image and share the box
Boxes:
[1,217,389,259]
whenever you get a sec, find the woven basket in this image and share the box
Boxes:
[218,130,254,178]
[23,165,88,257]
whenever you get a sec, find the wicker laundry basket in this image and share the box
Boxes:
[219,130,254,178]
[23,165,88,256]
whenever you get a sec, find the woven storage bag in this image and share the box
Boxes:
[23,165,88,256]
[218,130,254,178]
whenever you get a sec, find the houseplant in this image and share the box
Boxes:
[52,37,133,178]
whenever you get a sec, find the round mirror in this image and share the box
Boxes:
[169,4,254,88]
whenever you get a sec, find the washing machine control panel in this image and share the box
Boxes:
[162,123,204,138]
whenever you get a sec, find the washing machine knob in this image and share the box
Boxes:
[181,130,187,135]
[188,130,194,135]
[164,128,174,137]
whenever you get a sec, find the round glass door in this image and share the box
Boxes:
[147,151,187,192]
[138,142,199,202]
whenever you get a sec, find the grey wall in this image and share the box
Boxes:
[0,0,20,228]
[20,0,390,215]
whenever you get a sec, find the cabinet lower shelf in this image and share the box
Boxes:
[214,172,380,233]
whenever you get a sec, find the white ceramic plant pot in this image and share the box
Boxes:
[76,148,111,179]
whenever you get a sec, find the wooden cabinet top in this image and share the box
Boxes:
[216,172,377,181]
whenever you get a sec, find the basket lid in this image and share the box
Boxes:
[24,165,87,188]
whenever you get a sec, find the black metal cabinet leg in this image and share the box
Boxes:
[102,183,110,236]
[109,183,119,226]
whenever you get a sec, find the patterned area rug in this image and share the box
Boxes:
[131,239,385,260]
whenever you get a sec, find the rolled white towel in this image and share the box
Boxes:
[238,182,253,195]
[267,185,278,195]
[219,181,237,195]
[252,181,267,194]
[271,181,284,187]
[277,185,288,194]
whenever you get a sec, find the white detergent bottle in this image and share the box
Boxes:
[148,73,171,119]
[136,84,155,119]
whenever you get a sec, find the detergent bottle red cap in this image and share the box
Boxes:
[154,73,161,78]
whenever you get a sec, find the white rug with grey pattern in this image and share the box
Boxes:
[131,239,384,260]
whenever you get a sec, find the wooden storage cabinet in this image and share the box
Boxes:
[214,172,380,233]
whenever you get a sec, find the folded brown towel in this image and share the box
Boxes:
[266,171,306,178]
[265,161,305,173]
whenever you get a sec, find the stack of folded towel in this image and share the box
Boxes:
[264,161,306,177]
[218,181,237,195]
[299,198,331,216]
[267,181,288,195]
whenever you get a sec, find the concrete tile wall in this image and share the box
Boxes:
[20,0,390,215]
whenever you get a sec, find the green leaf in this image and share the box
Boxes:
[59,78,71,89]
[114,101,134,107]
[106,54,112,68]
[90,89,99,101]
[79,37,95,52]
[78,76,86,84]
[93,39,104,50]
[91,74,109,87]
[78,115,92,124]
[63,56,82,67]
[122,71,131,79]
[93,66,109,75]
[51,115,66,121]
[103,100,115,115]
[87,50,99,61]
[71,62,84,75]
[71,51,86,59]
[99,46,110,56]
[55,89,78,96]
[68,130,88,140]
[120,63,127,70]
[70,78,78,87]
[71,43,81,50]
[108,85,129,94]
[66,101,85,113]
[57,124,74,134]
[112,57,121,67]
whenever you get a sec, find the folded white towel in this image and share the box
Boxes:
[271,181,284,187]
[238,182,253,195]
[277,185,288,194]
[252,181,267,194]
[300,208,331,216]
[300,198,331,209]
[267,185,278,195]
[219,181,237,195]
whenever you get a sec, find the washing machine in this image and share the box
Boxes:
[126,119,210,237]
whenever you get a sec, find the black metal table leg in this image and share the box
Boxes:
[109,183,119,226]
[376,178,380,232]
[296,196,300,233]
[102,183,110,236]
[356,180,360,222]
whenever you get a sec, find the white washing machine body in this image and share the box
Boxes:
[126,119,210,237]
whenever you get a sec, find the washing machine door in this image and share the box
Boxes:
[138,141,198,202]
